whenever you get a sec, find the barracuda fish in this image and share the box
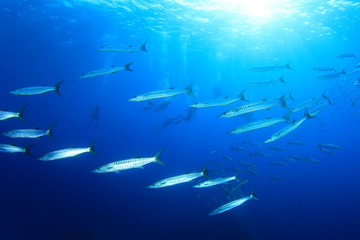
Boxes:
[3,122,56,140]
[228,112,292,135]
[230,145,244,151]
[79,62,133,79]
[267,146,286,152]
[311,67,336,72]
[289,154,307,162]
[291,97,322,113]
[247,168,259,176]
[239,161,258,170]
[265,109,314,143]
[336,53,357,59]
[317,70,346,80]
[268,176,283,181]
[318,143,341,150]
[249,76,286,86]
[0,105,27,122]
[310,102,329,116]
[193,175,242,188]
[190,90,247,108]
[319,148,335,156]
[10,81,63,96]
[208,189,259,216]
[222,154,233,162]
[129,82,195,102]
[287,140,305,145]
[97,40,148,53]
[250,64,292,72]
[38,140,97,161]
[231,179,248,192]
[217,95,289,118]
[242,141,262,147]
[147,162,209,188]
[92,148,165,173]
[0,144,34,156]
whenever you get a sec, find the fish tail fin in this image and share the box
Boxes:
[124,62,134,72]
[140,40,148,52]
[230,145,234,151]
[46,121,57,141]
[234,174,242,181]
[250,189,259,200]
[24,144,34,157]
[17,104,28,122]
[342,69,347,75]
[282,111,292,124]
[89,139,97,155]
[285,64,292,70]
[304,108,314,119]
[54,80,64,97]
[201,162,210,179]
[280,76,286,83]
[289,92,296,102]
[238,89,248,102]
[322,90,330,100]
[185,81,195,97]
[280,94,290,111]
[154,147,166,165]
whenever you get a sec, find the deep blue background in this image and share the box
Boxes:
[1,0,360,239]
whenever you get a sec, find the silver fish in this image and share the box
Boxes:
[249,76,286,86]
[217,95,289,119]
[265,109,313,143]
[10,81,63,96]
[336,53,357,59]
[250,64,292,72]
[147,162,209,188]
[0,105,27,122]
[318,143,341,150]
[317,70,346,80]
[38,140,96,161]
[0,144,34,156]
[3,122,56,140]
[92,148,165,173]
[209,189,259,215]
[190,90,247,108]
[193,175,241,188]
[228,112,292,134]
[129,82,195,102]
[97,40,148,53]
[79,62,133,79]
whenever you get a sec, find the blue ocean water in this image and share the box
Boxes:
[1,0,360,239]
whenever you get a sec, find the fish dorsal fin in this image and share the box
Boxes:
[135,155,141,158]
[111,65,115,68]
[2,109,7,111]
[11,144,16,146]
[169,87,174,89]
[224,96,229,98]
[35,127,39,129]
[186,171,190,174]
[262,98,267,101]
[41,85,46,86]
[128,45,133,47]
[266,117,271,119]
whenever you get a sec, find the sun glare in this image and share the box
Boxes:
[213,0,281,18]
